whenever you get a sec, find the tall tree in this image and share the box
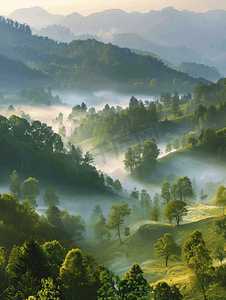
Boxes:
[154,233,181,267]
[163,200,188,226]
[43,187,59,206]
[9,170,21,199]
[150,205,161,223]
[216,185,226,215]
[123,147,135,173]
[182,230,213,300]
[6,237,50,299]
[59,248,86,300]
[90,204,103,225]
[22,177,40,201]
[161,181,171,204]
[95,214,110,243]
[182,176,193,200]
[106,203,131,243]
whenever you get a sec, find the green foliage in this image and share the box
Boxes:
[161,181,171,204]
[59,248,98,300]
[164,200,188,226]
[124,138,160,179]
[150,205,161,223]
[6,236,50,299]
[154,233,181,267]
[90,204,103,225]
[43,187,59,206]
[166,143,172,153]
[173,139,180,150]
[216,185,226,215]
[95,215,110,243]
[42,240,66,281]
[152,281,183,300]
[124,227,130,238]
[113,179,122,192]
[61,209,85,240]
[130,187,139,200]
[106,203,131,243]
[9,170,21,199]
[183,230,213,300]
[22,177,40,200]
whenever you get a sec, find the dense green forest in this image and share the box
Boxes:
[1,9,226,300]
[0,15,210,94]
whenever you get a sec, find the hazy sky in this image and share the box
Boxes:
[2,0,226,16]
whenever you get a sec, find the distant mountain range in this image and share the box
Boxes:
[7,6,226,76]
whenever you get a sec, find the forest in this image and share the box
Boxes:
[1,5,226,300]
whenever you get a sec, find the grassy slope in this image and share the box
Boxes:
[83,211,226,299]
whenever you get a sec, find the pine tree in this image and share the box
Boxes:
[9,170,21,199]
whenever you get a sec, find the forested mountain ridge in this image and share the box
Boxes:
[0,16,210,94]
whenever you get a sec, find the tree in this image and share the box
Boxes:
[106,176,114,186]
[9,170,21,199]
[216,185,226,215]
[6,237,50,299]
[95,215,110,243]
[113,179,122,192]
[173,139,180,150]
[124,227,130,238]
[153,193,160,206]
[180,134,188,147]
[164,200,188,226]
[59,248,87,300]
[182,175,193,200]
[182,230,212,300]
[152,281,183,300]
[176,177,184,201]
[171,101,179,118]
[46,203,68,239]
[171,182,178,200]
[150,205,161,223]
[213,243,226,265]
[22,177,40,201]
[141,138,160,175]
[166,143,172,153]
[140,189,152,217]
[200,189,208,203]
[161,181,171,204]
[154,233,181,267]
[106,203,131,243]
[130,187,139,200]
[119,263,150,299]
[43,187,59,206]
[42,240,66,281]
[123,147,135,173]
[90,204,103,225]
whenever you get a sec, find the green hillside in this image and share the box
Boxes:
[0,16,210,94]
[83,213,225,299]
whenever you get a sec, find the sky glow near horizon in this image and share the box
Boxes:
[1,0,226,17]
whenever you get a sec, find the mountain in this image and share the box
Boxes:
[111,33,203,66]
[32,25,76,43]
[0,54,51,93]
[175,62,222,82]
[0,16,210,94]
[7,6,64,30]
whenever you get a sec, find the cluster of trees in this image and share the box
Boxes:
[154,228,226,299]
[105,176,122,192]
[161,176,193,203]
[19,86,62,106]
[71,97,159,143]
[0,15,32,34]
[124,137,160,179]
[0,114,105,188]
[0,54,48,82]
